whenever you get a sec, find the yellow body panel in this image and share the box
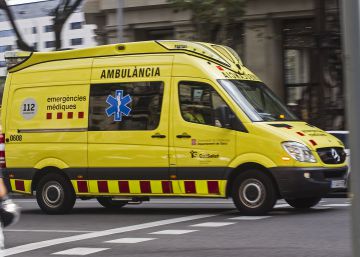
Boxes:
[2,40,347,201]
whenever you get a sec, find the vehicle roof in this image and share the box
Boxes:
[6,40,251,76]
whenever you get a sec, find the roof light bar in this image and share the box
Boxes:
[4,51,32,69]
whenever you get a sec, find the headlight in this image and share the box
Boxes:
[282,141,317,163]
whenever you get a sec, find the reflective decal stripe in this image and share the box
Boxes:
[77,180,88,193]
[140,181,151,193]
[184,181,196,194]
[71,180,226,196]
[161,181,172,193]
[9,179,225,197]
[207,181,220,194]
[10,179,32,194]
[119,181,130,193]
[15,180,25,191]
[97,181,109,193]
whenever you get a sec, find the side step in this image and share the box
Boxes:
[110,196,150,205]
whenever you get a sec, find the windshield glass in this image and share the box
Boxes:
[219,79,298,122]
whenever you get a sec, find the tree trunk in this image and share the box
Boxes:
[54,23,64,50]
[52,0,83,50]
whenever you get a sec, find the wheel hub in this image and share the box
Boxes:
[243,183,262,203]
[239,179,266,208]
[43,182,63,207]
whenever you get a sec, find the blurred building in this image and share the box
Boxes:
[0,0,97,79]
[89,0,344,129]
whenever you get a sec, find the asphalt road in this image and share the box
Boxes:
[2,197,352,257]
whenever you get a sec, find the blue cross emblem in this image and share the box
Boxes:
[105,90,132,121]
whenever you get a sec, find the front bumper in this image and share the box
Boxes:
[270,166,348,199]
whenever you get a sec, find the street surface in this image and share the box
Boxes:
[3,198,351,257]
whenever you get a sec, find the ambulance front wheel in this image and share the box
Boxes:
[232,170,277,215]
[96,197,128,209]
[36,173,76,214]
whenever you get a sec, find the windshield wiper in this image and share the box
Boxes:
[258,112,277,121]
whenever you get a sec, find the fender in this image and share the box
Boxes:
[34,158,69,170]
[229,153,277,169]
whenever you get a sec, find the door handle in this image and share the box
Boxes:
[151,133,166,138]
[176,133,191,138]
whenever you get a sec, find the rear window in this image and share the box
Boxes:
[89,81,164,131]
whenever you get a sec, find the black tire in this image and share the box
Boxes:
[285,197,321,209]
[232,170,277,215]
[96,197,127,209]
[36,173,76,214]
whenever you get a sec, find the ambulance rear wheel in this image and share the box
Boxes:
[232,170,276,215]
[36,173,76,214]
[285,197,321,209]
[96,197,127,209]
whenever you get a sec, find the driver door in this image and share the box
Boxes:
[171,78,237,195]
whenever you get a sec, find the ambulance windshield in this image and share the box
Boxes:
[219,79,298,122]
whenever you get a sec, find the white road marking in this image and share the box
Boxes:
[105,238,156,244]
[228,216,270,220]
[4,229,97,233]
[190,222,235,227]
[4,213,218,256]
[274,204,291,208]
[52,247,109,255]
[149,229,198,235]
[313,206,331,210]
[322,203,351,207]
[275,204,332,210]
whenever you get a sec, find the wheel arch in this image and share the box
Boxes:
[226,162,280,198]
[31,166,72,193]
[34,158,69,170]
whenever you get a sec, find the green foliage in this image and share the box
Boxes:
[168,0,246,43]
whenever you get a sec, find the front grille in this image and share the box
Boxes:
[317,147,346,164]
[323,170,346,179]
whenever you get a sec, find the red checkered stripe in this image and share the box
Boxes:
[46,111,84,120]
[72,180,226,196]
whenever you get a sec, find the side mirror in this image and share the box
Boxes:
[216,105,232,129]
[216,105,248,132]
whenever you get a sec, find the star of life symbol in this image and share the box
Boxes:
[106,90,132,121]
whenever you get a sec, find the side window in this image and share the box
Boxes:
[179,81,232,128]
[89,82,164,131]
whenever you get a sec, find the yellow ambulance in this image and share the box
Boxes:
[1,40,347,215]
